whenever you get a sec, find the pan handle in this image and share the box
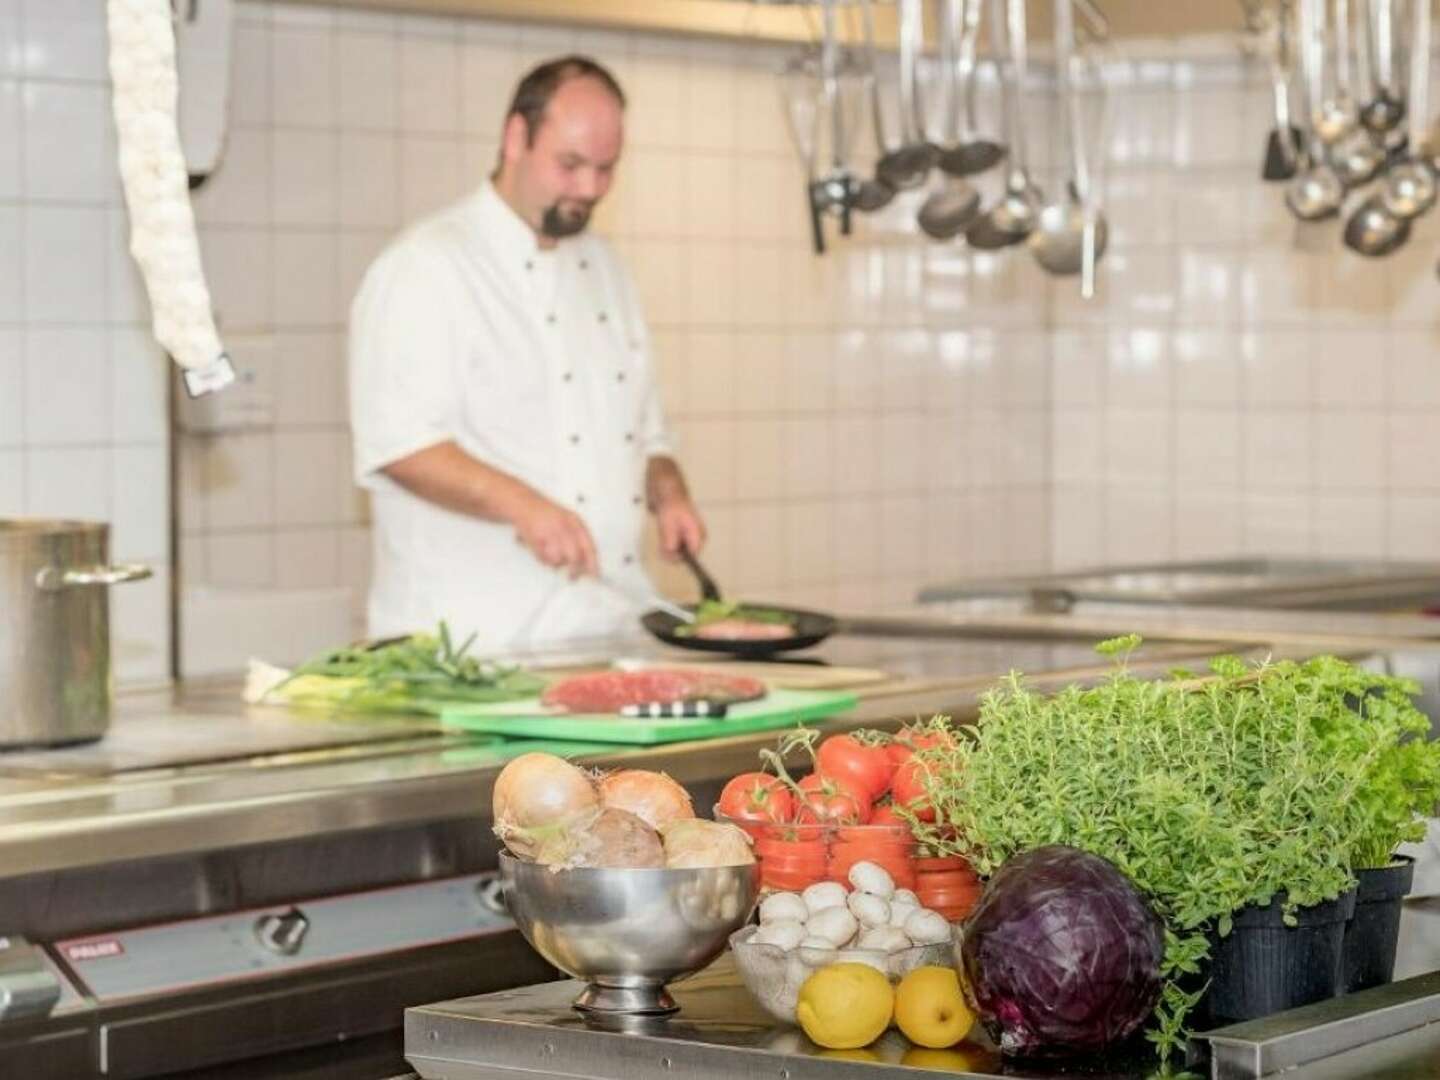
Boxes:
[677,544,723,604]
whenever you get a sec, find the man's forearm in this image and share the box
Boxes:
[381,440,533,523]
[645,455,691,511]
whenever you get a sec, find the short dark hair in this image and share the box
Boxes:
[505,55,626,145]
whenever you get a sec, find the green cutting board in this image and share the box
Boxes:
[439,687,858,746]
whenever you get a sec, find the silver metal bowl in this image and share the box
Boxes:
[499,852,760,1016]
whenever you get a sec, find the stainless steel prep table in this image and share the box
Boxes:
[0,628,1263,1080]
[405,956,1440,1080]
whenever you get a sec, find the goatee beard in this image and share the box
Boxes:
[541,202,592,239]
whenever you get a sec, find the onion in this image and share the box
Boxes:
[658,818,755,868]
[596,769,694,830]
[492,752,600,860]
[572,808,665,869]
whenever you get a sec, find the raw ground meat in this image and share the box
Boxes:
[540,669,767,714]
[692,619,794,641]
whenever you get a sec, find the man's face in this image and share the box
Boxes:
[502,76,623,239]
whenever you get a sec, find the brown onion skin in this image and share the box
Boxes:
[598,769,695,831]
[576,808,666,868]
[492,752,599,859]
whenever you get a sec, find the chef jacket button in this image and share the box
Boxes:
[623,554,635,566]
[570,433,580,445]
[524,259,534,271]
[632,495,643,506]
[624,432,635,443]
[597,312,609,323]
[616,371,627,382]
[577,493,587,505]
[546,313,557,325]
[579,258,589,270]
[562,371,573,382]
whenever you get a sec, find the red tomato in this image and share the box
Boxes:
[756,836,828,861]
[762,864,827,891]
[829,854,916,891]
[816,735,895,802]
[883,742,913,769]
[890,757,937,822]
[867,803,908,828]
[717,772,795,825]
[834,823,912,846]
[914,855,968,872]
[916,869,979,894]
[794,773,871,826]
[897,722,956,752]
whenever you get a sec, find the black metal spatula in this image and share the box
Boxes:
[677,545,722,604]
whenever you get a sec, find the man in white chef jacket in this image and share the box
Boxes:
[348,56,706,652]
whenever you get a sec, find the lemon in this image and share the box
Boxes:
[900,1046,985,1072]
[893,966,976,1049]
[795,963,894,1050]
[817,1048,882,1063]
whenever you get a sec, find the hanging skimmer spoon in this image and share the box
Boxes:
[1377,0,1434,220]
[853,0,900,206]
[938,0,1005,176]
[881,0,938,189]
[1360,0,1405,137]
[968,0,1042,248]
[917,0,981,238]
[1262,0,1304,180]
[1286,0,1345,219]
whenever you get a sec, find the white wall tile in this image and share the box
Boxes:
[1389,414,1440,492]
[1389,497,1440,559]
[22,81,108,203]
[201,228,272,330]
[275,430,346,525]
[230,22,272,128]
[338,133,399,228]
[272,231,339,328]
[112,562,171,684]
[337,30,398,131]
[111,327,168,445]
[20,6,107,82]
[107,208,151,324]
[275,332,345,427]
[1175,492,1243,559]
[110,444,169,559]
[1104,409,1171,486]
[0,329,20,446]
[272,26,336,128]
[0,8,19,80]
[400,34,460,135]
[206,433,275,530]
[272,130,338,226]
[206,530,277,588]
[23,327,108,446]
[25,205,106,324]
[460,37,517,138]
[1389,330,1440,407]
[1243,494,1311,554]
[0,79,22,200]
[0,204,19,324]
[399,135,463,222]
[1310,495,1386,558]
[1242,410,1311,491]
[192,129,272,226]
[1175,409,1240,489]
[275,527,342,587]
[1174,330,1241,406]
[25,446,109,520]
[732,417,786,501]
[0,449,22,513]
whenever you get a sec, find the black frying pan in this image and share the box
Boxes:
[639,547,839,657]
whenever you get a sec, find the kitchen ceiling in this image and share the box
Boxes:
[293,0,1247,45]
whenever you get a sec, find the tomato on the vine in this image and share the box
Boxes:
[891,757,937,822]
[866,802,907,827]
[717,772,794,825]
[815,735,895,802]
[794,773,872,825]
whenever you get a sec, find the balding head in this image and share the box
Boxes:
[493,56,626,244]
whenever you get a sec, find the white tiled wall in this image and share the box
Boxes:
[173,0,1055,665]
[12,0,1440,683]
[0,0,172,685]
[1048,41,1440,570]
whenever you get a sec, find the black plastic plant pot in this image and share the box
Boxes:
[1206,887,1358,1025]
[1342,856,1416,994]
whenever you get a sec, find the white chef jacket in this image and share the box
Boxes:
[348,182,673,653]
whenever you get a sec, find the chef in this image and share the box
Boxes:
[349,56,706,652]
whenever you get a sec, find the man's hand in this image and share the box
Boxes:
[655,495,706,560]
[510,490,599,578]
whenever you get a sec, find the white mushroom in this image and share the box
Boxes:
[751,919,807,951]
[888,900,920,929]
[903,907,952,946]
[801,881,848,915]
[805,905,860,948]
[892,888,920,908]
[759,892,809,925]
[847,860,896,899]
[848,891,891,929]
[856,926,912,953]
[797,938,840,965]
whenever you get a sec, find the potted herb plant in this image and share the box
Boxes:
[1309,662,1440,993]
[910,638,1425,1059]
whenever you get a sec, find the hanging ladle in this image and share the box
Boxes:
[1030,0,1109,282]
[917,0,980,238]
[1359,0,1405,138]
[1377,0,1435,220]
[968,0,1043,248]
[938,0,1005,177]
[879,0,938,190]
[853,0,900,207]
[1286,0,1344,219]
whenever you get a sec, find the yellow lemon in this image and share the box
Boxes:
[893,966,976,1049]
[817,1049,882,1064]
[900,1046,986,1072]
[795,963,894,1050]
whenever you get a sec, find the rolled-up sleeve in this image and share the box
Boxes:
[348,245,462,487]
